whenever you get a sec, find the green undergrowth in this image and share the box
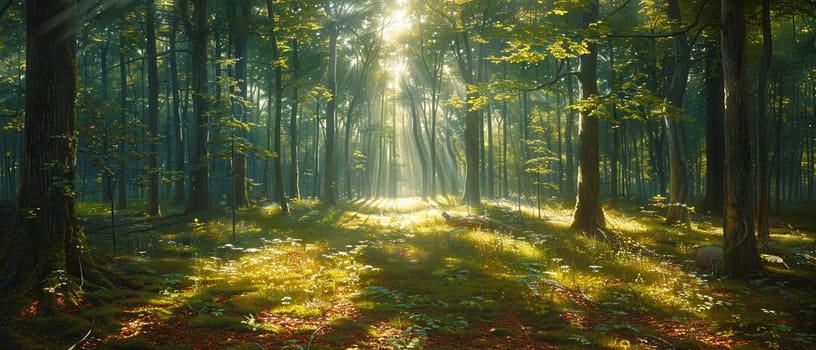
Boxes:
[2,198,815,349]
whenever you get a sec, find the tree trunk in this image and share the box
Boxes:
[721,0,762,278]
[699,39,724,217]
[323,21,338,204]
[144,0,160,216]
[664,0,691,225]
[117,33,128,210]
[570,0,605,233]
[756,0,772,245]
[564,61,576,203]
[186,0,210,214]
[0,0,107,306]
[232,0,250,208]
[169,18,186,204]
[607,43,618,208]
[289,39,301,199]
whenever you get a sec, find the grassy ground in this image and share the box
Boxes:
[1,197,815,349]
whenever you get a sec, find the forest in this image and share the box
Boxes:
[1,0,816,348]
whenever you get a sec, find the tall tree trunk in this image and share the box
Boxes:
[608,43,618,208]
[486,95,495,199]
[289,39,301,199]
[117,34,128,210]
[756,0,772,245]
[699,39,725,217]
[266,0,288,213]
[169,18,186,204]
[564,61,576,202]
[456,32,480,206]
[186,0,210,214]
[145,0,160,216]
[323,21,338,204]
[664,0,691,225]
[571,0,605,233]
[721,0,762,278]
[0,0,107,305]
[100,43,113,204]
[232,0,250,208]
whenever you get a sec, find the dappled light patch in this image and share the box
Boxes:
[3,199,808,349]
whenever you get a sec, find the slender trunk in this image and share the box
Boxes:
[231,0,249,208]
[564,61,575,202]
[169,18,185,204]
[185,0,210,214]
[117,34,128,210]
[323,21,337,204]
[267,0,288,213]
[145,0,160,216]
[608,43,618,208]
[756,0,772,244]
[289,39,301,199]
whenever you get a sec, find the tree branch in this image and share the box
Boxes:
[607,0,710,39]
[0,0,14,21]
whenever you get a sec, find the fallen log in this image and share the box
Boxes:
[441,212,513,231]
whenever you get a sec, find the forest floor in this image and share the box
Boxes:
[2,197,816,349]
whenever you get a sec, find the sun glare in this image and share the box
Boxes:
[382,0,411,43]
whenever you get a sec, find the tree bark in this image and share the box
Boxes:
[699,39,724,217]
[145,0,160,216]
[721,0,762,278]
[323,21,338,204]
[266,0,289,214]
[664,0,691,225]
[232,0,250,208]
[169,18,186,205]
[570,0,605,233]
[756,0,772,245]
[117,33,128,210]
[185,0,210,214]
[0,0,107,306]
[289,38,301,199]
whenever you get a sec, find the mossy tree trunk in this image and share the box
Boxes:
[0,0,107,312]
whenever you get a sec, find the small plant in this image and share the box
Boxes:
[459,296,485,311]
[161,273,184,288]
[568,334,592,346]
[241,313,259,331]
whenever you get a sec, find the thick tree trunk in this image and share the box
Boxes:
[186,0,210,214]
[570,0,605,233]
[721,0,762,278]
[0,0,107,306]
[145,0,160,216]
